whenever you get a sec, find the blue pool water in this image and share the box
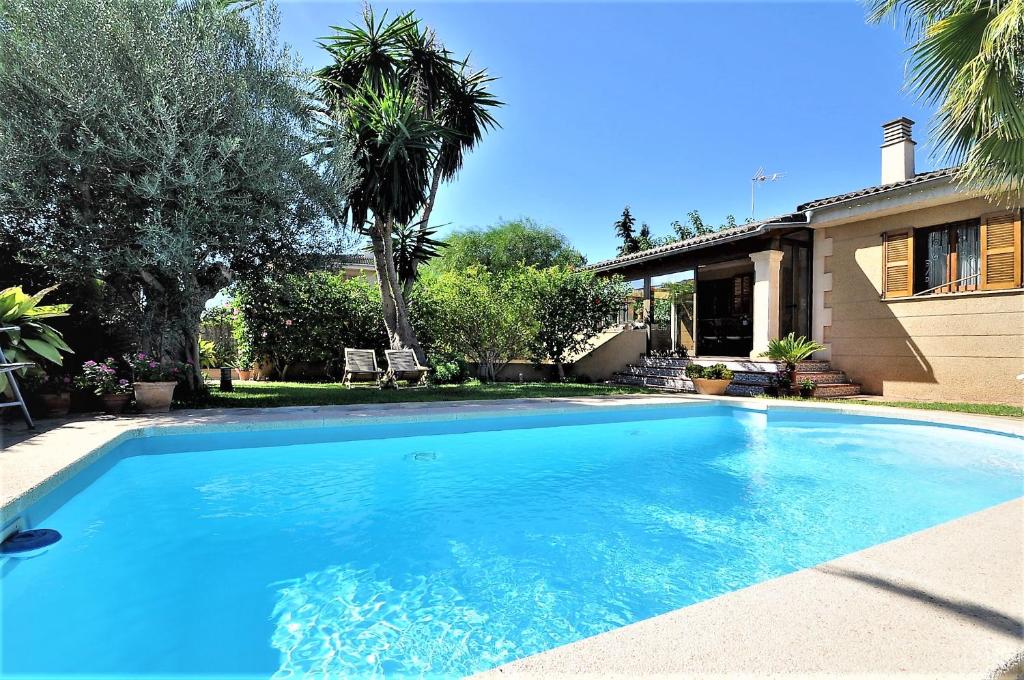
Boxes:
[2,404,1021,677]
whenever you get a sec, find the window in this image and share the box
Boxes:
[882,211,1022,299]
[915,220,980,294]
[731,273,752,314]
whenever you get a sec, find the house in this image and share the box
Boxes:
[591,118,1023,405]
[336,253,378,283]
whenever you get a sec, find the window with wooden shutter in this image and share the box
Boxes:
[883,230,914,298]
[980,211,1022,290]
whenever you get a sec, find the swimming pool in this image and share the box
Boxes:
[2,403,1021,677]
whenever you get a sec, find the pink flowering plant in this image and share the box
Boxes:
[20,369,73,395]
[75,358,132,395]
[125,352,185,383]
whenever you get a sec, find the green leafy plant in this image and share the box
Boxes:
[520,266,630,380]
[687,363,734,380]
[800,378,816,390]
[760,333,825,369]
[20,368,73,395]
[235,272,386,380]
[199,339,217,370]
[411,266,536,382]
[429,354,469,385]
[868,0,1024,199]
[705,363,734,380]
[0,285,73,393]
[75,358,131,396]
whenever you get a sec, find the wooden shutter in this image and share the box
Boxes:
[980,211,1022,290]
[883,230,914,298]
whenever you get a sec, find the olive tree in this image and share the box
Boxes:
[0,0,356,385]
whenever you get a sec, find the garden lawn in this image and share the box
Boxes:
[203,380,655,408]
[827,398,1023,418]
[757,394,1020,417]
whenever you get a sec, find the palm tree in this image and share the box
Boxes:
[760,333,825,392]
[868,0,1023,200]
[315,7,501,363]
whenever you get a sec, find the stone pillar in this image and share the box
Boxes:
[748,249,784,359]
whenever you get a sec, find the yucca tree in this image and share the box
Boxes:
[316,7,501,362]
[340,80,447,359]
[869,0,1024,199]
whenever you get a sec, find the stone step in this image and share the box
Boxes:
[793,360,833,372]
[812,383,862,398]
[638,357,689,368]
[793,371,849,384]
[617,368,775,387]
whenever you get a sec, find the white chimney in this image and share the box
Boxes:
[880,117,916,184]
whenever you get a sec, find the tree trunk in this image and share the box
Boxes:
[555,360,565,382]
[401,166,444,299]
[369,216,428,365]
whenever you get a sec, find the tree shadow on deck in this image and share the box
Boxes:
[816,564,1023,639]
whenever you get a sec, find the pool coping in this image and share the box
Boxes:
[2,394,1022,676]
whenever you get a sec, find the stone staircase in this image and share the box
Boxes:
[612,356,861,398]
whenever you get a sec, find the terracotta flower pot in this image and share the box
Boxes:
[692,377,732,396]
[38,392,71,418]
[238,369,252,381]
[100,393,131,414]
[134,381,176,413]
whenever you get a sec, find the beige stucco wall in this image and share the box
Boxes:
[822,197,1024,405]
[570,328,647,382]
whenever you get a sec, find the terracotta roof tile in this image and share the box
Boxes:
[797,167,957,211]
[587,215,805,272]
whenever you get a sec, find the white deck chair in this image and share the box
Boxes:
[385,349,430,387]
[343,348,382,388]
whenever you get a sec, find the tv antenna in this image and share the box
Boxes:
[751,167,783,219]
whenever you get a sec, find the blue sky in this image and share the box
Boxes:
[278,1,935,262]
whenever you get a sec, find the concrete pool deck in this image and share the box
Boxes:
[2,395,1022,676]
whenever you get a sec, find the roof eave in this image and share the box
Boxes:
[587,218,806,274]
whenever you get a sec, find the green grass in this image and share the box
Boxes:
[830,398,1023,418]
[762,395,1022,418]
[203,380,655,409]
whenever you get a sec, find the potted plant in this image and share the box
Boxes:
[21,369,73,418]
[76,359,132,414]
[765,373,791,398]
[686,362,734,396]
[126,353,183,413]
[799,378,816,398]
[760,333,826,395]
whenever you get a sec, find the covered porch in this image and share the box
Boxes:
[595,216,813,361]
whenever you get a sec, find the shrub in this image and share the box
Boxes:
[519,266,630,381]
[412,267,536,382]
[429,354,470,385]
[235,272,386,380]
